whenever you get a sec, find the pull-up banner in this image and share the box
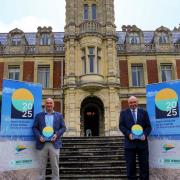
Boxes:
[0,79,42,175]
[146,80,180,179]
[0,79,42,137]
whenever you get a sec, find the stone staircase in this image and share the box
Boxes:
[46,136,127,179]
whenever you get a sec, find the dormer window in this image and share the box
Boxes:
[129,33,140,44]
[40,33,50,45]
[84,4,89,20]
[159,33,168,44]
[92,4,96,20]
[12,34,21,46]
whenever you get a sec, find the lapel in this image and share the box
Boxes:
[41,112,46,127]
[128,109,135,124]
[137,108,141,123]
[53,112,56,129]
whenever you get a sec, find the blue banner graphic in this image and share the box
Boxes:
[0,79,42,137]
[146,80,180,136]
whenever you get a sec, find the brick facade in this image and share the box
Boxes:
[119,60,129,87]
[23,61,34,82]
[121,100,128,110]
[53,61,61,88]
[0,62,4,89]
[176,60,180,79]
[54,101,61,113]
[146,60,158,84]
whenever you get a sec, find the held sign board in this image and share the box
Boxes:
[146,80,180,136]
[0,79,42,137]
[147,80,180,173]
[0,79,42,173]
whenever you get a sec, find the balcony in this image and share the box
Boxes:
[79,74,105,90]
[54,44,65,53]
[79,21,102,35]
[25,45,35,54]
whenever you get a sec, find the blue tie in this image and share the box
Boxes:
[132,110,136,123]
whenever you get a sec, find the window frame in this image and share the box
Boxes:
[92,4,96,20]
[37,65,50,88]
[131,64,144,87]
[40,33,50,46]
[161,64,173,82]
[84,4,89,20]
[8,65,20,80]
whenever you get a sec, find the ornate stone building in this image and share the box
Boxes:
[0,0,180,136]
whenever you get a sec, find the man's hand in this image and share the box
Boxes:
[51,134,58,142]
[40,136,45,142]
[129,133,133,140]
[141,134,146,141]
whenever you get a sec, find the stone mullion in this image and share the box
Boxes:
[107,40,114,75]
[69,40,75,75]
[68,88,76,136]
[109,87,119,135]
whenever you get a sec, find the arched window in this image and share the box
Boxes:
[84,4,89,20]
[92,4,96,20]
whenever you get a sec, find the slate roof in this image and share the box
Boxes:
[0,31,180,45]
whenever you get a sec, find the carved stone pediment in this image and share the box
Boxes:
[173,25,180,32]
[7,28,28,45]
[122,25,142,32]
[9,28,24,35]
[37,26,52,33]
[155,26,170,33]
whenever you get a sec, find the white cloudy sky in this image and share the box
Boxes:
[0,0,179,32]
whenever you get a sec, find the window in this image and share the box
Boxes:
[129,33,140,44]
[40,33,50,45]
[92,4,96,20]
[12,35,21,46]
[131,64,144,87]
[161,64,172,82]
[159,33,168,44]
[82,48,86,74]
[97,48,101,74]
[81,47,101,74]
[89,48,94,73]
[84,4,89,20]
[8,65,20,80]
[38,65,50,88]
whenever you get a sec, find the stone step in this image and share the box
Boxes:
[62,136,123,141]
[63,141,124,147]
[46,174,127,179]
[46,136,128,179]
[59,154,123,161]
[60,149,122,156]
[58,161,125,168]
[61,146,124,151]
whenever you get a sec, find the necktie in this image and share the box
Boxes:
[132,110,136,123]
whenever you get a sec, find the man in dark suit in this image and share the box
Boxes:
[33,98,66,180]
[119,96,152,180]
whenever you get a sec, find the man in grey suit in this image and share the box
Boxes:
[33,98,66,180]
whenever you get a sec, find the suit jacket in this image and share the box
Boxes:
[32,111,66,150]
[119,108,152,149]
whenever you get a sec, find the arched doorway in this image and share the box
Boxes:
[80,96,104,136]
